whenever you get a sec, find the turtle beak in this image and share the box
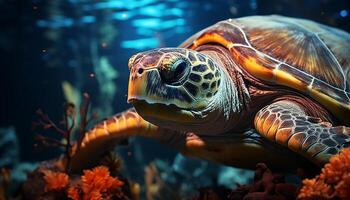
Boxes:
[127,63,149,104]
[127,51,164,104]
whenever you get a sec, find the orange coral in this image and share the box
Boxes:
[89,190,103,200]
[43,171,69,192]
[80,166,123,200]
[298,147,350,200]
[298,178,333,199]
[335,173,350,199]
[42,166,124,199]
[67,187,81,200]
[320,148,350,184]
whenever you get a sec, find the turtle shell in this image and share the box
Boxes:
[180,15,350,124]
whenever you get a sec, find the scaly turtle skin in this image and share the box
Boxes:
[71,16,350,172]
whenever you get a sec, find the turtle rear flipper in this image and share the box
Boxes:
[254,100,350,166]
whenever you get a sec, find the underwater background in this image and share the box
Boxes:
[1,0,350,199]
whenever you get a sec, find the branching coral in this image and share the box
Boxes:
[25,94,135,199]
[33,93,97,172]
[298,147,350,200]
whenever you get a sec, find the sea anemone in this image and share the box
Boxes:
[43,170,69,192]
[298,147,350,200]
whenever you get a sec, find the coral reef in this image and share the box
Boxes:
[191,149,350,200]
[193,163,298,200]
[21,93,136,199]
[22,158,130,200]
[298,147,350,200]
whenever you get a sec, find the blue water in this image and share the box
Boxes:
[1,0,350,192]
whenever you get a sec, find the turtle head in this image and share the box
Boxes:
[127,48,239,134]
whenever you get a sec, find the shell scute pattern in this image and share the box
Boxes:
[233,16,350,103]
[185,16,350,123]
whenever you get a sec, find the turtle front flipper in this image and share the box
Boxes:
[70,108,174,172]
[254,100,350,166]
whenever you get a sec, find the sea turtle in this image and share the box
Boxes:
[71,15,350,171]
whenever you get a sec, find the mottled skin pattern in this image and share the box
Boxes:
[128,48,221,108]
[255,101,350,165]
[71,16,350,172]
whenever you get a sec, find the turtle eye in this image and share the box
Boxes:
[160,60,189,85]
[173,60,187,79]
